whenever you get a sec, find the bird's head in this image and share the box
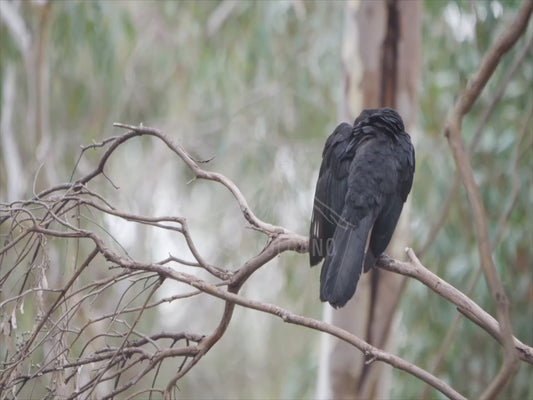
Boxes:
[353,107,405,135]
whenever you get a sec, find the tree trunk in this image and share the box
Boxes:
[317,1,421,398]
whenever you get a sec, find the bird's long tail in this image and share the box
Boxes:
[320,216,373,308]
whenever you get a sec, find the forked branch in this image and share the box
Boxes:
[1,121,531,400]
[444,1,532,397]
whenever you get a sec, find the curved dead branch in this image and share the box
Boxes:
[1,122,531,400]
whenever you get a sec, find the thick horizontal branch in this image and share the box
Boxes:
[26,211,533,369]
[62,223,462,399]
[230,232,308,289]
[152,261,467,400]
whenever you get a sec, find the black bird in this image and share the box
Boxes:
[309,108,415,308]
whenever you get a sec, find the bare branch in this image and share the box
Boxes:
[420,28,533,256]
[132,256,467,400]
[444,2,532,397]
[376,252,533,365]
[421,98,533,400]
[2,119,531,399]
[113,123,286,235]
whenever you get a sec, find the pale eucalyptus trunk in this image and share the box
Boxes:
[317,1,421,398]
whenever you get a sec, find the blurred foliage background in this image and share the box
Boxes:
[0,0,531,398]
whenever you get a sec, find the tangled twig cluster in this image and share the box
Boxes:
[1,124,531,400]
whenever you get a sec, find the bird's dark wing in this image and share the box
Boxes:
[363,193,404,272]
[309,122,354,266]
[364,131,415,271]
[399,132,416,201]
[319,134,386,307]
